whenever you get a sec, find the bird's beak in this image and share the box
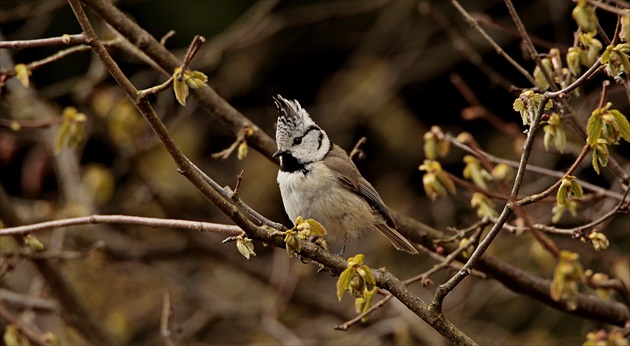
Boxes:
[273,148,287,157]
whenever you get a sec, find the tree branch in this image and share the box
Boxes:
[63,1,476,343]
[0,215,244,237]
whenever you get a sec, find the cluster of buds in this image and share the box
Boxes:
[419,160,456,201]
[423,125,450,160]
[586,102,630,174]
[550,251,584,311]
[284,216,326,257]
[336,254,378,321]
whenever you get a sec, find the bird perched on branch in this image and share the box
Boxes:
[273,95,418,255]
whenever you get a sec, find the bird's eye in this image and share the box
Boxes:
[293,137,302,145]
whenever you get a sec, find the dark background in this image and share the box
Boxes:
[1,1,628,345]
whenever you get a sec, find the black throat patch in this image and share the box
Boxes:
[279,154,308,174]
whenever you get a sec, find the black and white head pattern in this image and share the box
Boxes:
[273,95,331,172]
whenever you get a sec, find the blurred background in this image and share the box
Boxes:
[1,0,629,345]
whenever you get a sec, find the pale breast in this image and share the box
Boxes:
[277,161,380,242]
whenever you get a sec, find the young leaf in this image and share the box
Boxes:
[463,155,489,190]
[610,109,630,142]
[588,230,609,252]
[591,139,609,174]
[513,98,528,125]
[572,0,598,33]
[305,219,327,236]
[570,179,584,199]
[54,121,71,155]
[586,110,603,147]
[173,74,189,106]
[284,230,301,257]
[15,64,31,88]
[236,236,256,259]
[185,70,208,89]
[237,141,248,160]
[337,265,355,301]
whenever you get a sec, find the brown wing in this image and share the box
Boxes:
[324,145,417,254]
[324,145,396,228]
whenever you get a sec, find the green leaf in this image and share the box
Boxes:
[591,151,600,174]
[591,140,609,174]
[570,180,584,199]
[172,68,191,106]
[471,192,498,218]
[533,59,552,91]
[173,76,189,106]
[610,109,630,142]
[601,46,611,64]
[361,265,376,287]
[24,235,45,251]
[543,125,554,151]
[54,121,71,155]
[186,70,208,89]
[305,219,327,236]
[513,98,529,125]
[3,325,30,346]
[566,47,584,75]
[436,170,456,196]
[284,230,301,257]
[236,236,255,259]
[554,125,566,153]
[337,267,355,301]
[237,141,248,160]
[586,111,603,147]
[618,49,630,73]
[463,156,488,190]
[557,182,568,205]
[15,64,30,88]
[572,1,598,33]
[422,173,445,201]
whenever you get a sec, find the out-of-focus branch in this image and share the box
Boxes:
[476,255,630,326]
[0,181,119,345]
[449,0,537,87]
[0,304,50,346]
[81,0,278,160]
[0,215,244,237]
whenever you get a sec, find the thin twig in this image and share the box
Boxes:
[432,90,548,312]
[177,35,206,80]
[0,117,64,130]
[507,187,629,236]
[0,33,86,49]
[349,136,367,161]
[515,144,591,207]
[447,134,625,201]
[450,0,537,87]
[0,215,243,236]
[233,170,245,198]
[0,305,51,346]
[188,160,286,231]
[138,76,174,98]
[160,291,175,346]
[504,0,558,92]
[160,30,176,46]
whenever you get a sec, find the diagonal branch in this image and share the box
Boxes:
[64,1,476,343]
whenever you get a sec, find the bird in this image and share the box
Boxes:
[272,95,418,255]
